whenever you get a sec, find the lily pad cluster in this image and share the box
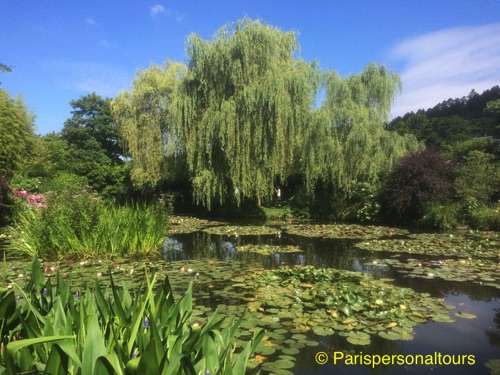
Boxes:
[202,225,280,236]
[369,257,500,289]
[281,223,409,239]
[168,216,227,234]
[355,232,500,258]
[236,244,303,255]
[237,266,456,346]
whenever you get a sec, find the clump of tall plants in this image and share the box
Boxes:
[0,259,263,374]
[420,202,461,230]
[6,185,167,258]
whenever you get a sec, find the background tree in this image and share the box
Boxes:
[177,18,319,208]
[0,88,35,223]
[299,64,421,218]
[388,86,500,148]
[62,93,122,163]
[0,88,35,176]
[454,150,500,206]
[57,93,129,199]
[112,61,187,188]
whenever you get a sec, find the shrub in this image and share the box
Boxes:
[379,150,455,224]
[340,182,381,223]
[0,259,263,374]
[454,150,500,205]
[420,202,460,230]
[469,203,500,231]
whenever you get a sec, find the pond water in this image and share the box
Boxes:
[162,230,500,375]
[2,223,499,375]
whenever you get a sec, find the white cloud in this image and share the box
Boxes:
[151,4,165,16]
[85,17,98,26]
[390,23,500,118]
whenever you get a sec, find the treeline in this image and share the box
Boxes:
[388,86,500,148]
[1,18,499,229]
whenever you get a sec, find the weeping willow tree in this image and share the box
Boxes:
[177,18,319,208]
[111,61,187,187]
[301,63,422,211]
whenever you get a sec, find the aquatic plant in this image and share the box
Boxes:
[0,259,263,374]
[241,266,456,346]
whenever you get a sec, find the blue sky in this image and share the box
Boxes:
[1,0,500,135]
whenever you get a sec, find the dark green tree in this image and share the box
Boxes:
[62,93,122,163]
[60,93,130,199]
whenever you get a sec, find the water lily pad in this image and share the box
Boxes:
[291,333,307,341]
[273,359,296,369]
[455,311,477,319]
[282,347,300,355]
[256,345,276,356]
[312,326,334,336]
[203,225,279,236]
[378,331,402,340]
[346,331,371,346]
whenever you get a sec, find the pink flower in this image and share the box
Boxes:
[12,189,28,197]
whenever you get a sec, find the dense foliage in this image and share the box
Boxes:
[10,93,132,203]
[112,62,187,189]
[0,89,36,224]
[379,150,455,224]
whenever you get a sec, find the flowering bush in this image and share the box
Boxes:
[11,189,46,208]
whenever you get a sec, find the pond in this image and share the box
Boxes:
[2,219,499,374]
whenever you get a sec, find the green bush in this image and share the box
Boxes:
[0,259,263,374]
[6,186,167,258]
[469,203,500,231]
[420,202,460,230]
[454,150,500,205]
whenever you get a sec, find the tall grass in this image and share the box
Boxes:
[6,187,167,258]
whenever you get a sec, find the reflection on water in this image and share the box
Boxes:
[163,231,500,375]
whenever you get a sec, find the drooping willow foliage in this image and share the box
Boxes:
[176,19,320,208]
[112,18,421,210]
[302,65,422,195]
[111,62,187,187]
